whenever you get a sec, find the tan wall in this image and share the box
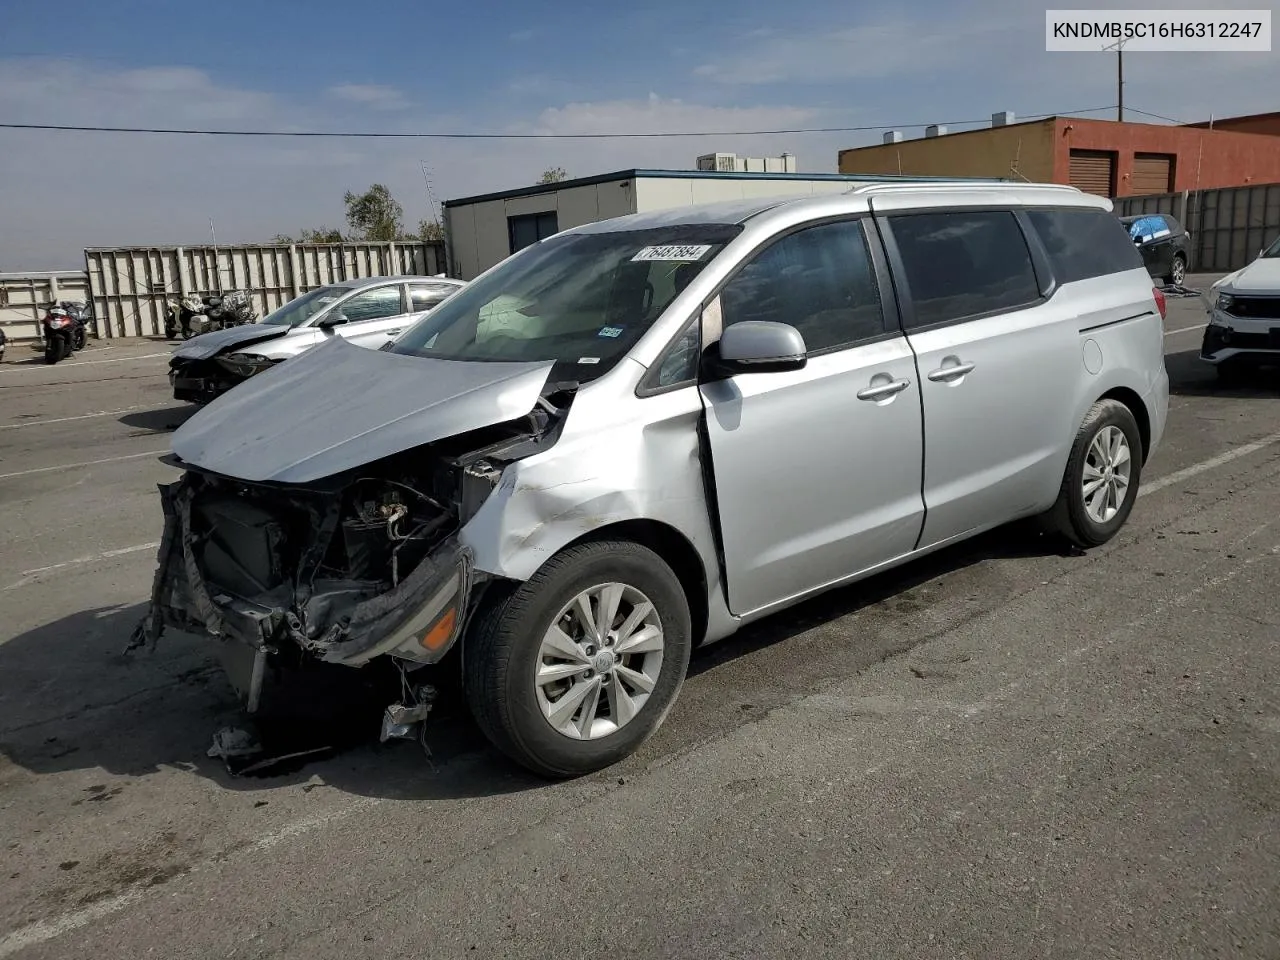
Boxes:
[838,120,1057,181]
[445,181,638,280]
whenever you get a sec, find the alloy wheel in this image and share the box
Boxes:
[534,582,665,740]
[1082,425,1132,524]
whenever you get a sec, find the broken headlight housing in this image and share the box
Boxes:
[217,352,276,378]
[1214,292,1235,315]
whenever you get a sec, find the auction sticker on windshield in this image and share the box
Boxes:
[631,245,713,262]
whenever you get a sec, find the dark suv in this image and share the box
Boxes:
[1119,213,1190,286]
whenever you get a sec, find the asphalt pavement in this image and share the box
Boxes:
[2,279,1279,959]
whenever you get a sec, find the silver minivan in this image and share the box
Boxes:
[133,183,1169,777]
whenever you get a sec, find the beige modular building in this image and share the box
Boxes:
[442,168,1001,280]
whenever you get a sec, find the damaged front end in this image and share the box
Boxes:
[129,398,567,717]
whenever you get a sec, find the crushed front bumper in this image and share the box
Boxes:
[131,477,473,709]
[1200,311,1280,364]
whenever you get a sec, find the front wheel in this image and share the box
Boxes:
[1166,254,1186,286]
[1042,399,1144,548]
[464,541,692,778]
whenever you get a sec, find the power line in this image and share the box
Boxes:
[1122,106,1186,125]
[0,106,1119,140]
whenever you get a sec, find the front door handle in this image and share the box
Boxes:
[927,361,976,382]
[857,378,911,402]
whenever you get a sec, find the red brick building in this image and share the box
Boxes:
[838,112,1280,198]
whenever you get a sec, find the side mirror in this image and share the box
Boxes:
[710,320,807,376]
[317,311,346,329]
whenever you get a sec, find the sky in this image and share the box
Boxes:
[1,0,1276,269]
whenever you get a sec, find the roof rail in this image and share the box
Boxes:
[846,181,1084,196]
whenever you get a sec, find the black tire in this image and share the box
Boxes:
[1042,399,1144,548]
[72,326,86,351]
[1166,254,1186,287]
[464,540,692,779]
[44,338,64,365]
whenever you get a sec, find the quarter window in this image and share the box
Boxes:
[408,283,458,312]
[888,211,1041,329]
[1028,209,1145,284]
[719,220,887,353]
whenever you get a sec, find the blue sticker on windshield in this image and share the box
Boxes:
[598,326,623,338]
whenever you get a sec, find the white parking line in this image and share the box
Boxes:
[1164,322,1206,337]
[3,542,161,590]
[0,449,168,481]
[3,351,170,370]
[0,406,144,430]
[1141,429,1280,498]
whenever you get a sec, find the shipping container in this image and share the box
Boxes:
[83,241,446,338]
[0,271,91,344]
[1113,181,1280,273]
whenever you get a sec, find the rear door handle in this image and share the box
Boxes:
[927,361,976,382]
[857,378,911,401]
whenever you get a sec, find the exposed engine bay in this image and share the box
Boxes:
[130,387,574,697]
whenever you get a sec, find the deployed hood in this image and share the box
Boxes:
[1219,257,1280,294]
[172,323,290,361]
[171,336,555,484]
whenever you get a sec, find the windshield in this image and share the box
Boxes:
[391,224,742,381]
[259,285,351,327]
[1262,235,1280,258]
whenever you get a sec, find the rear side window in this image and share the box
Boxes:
[1031,209,1145,283]
[887,210,1041,329]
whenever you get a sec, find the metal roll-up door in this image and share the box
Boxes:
[1069,150,1115,197]
[1132,153,1174,195]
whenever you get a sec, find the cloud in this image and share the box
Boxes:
[326,83,411,111]
[695,19,1017,85]
[1,29,1277,272]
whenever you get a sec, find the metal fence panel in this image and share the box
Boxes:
[0,271,90,342]
[1113,182,1280,274]
[84,241,445,337]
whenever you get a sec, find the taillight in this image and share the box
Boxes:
[1153,286,1167,320]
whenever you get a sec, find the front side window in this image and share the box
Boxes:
[888,211,1041,329]
[1027,209,1144,284]
[327,285,403,325]
[719,219,887,353]
[260,285,349,327]
[392,224,741,383]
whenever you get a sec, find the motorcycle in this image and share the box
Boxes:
[41,300,94,365]
[164,291,256,339]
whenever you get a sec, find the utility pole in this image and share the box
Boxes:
[1103,38,1128,121]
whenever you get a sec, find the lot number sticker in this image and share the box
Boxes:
[631,244,713,262]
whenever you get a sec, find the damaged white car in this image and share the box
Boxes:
[131,184,1168,777]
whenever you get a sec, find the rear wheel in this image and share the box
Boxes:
[1042,399,1143,548]
[44,337,65,365]
[464,540,692,778]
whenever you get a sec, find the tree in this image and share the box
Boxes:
[415,219,445,243]
[299,227,345,243]
[343,183,404,242]
[269,233,293,244]
[539,167,568,184]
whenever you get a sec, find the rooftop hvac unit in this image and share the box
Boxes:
[883,130,904,144]
[925,124,947,138]
[992,111,1015,127]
